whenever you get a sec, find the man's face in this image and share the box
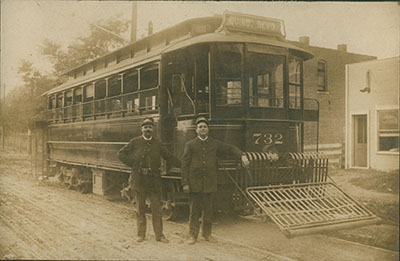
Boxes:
[196,122,209,138]
[141,125,153,138]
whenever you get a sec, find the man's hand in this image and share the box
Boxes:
[183,184,190,193]
[241,154,250,168]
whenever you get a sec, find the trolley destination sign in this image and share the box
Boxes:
[221,11,285,38]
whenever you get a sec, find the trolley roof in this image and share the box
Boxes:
[44,12,313,96]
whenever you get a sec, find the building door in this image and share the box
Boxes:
[353,115,367,167]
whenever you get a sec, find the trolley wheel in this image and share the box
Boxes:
[162,205,180,221]
[161,179,182,221]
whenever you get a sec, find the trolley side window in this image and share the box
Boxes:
[84,84,94,102]
[215,44,243,106]
[49,95,56,109]
[95,80,107,100]
[65,90,73,106]
[140,64,159,112]
[123,69,139,113]
[108,75,122,113]
[82,84,94,118]
[94,80,107,115]
[288,57,302,109]
[72,87,83,120]
[108,76,122,97]
[56,93,63,108]
[74,88,83,104]
[123,69,138,94]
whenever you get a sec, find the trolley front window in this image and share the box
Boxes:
[248,51,284,108]
[215,44,243,106]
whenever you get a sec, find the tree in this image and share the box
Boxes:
[4,16,129,135]
[40,15,129,77]
[3,60,54,133]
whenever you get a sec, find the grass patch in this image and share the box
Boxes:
[349,169,399,195]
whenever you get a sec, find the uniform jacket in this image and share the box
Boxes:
[117,136,181,192]
[181,137,243,193]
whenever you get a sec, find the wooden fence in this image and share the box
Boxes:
[2,130,47,176]
[304,143,344,169]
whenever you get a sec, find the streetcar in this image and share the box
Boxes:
[43,11,380,237]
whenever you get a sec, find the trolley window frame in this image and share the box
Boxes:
[210,42,293,121]
[47,60,161,123]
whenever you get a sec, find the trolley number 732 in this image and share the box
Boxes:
[252,132,283,145]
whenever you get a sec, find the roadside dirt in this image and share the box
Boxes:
[0,150,398,260]
[326,169,399,252]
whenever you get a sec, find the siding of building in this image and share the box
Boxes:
[345,57,399,172]
[290,38,376,167]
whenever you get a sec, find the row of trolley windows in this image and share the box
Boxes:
[48,44,307,122]
[49,64,159,121]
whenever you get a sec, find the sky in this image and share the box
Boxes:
[1,1,399,96]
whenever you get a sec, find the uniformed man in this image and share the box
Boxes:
[117,117,181,243]
[181,116,250,244]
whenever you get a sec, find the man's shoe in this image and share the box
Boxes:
[137,236,145,242]
[156,236,169,243]
[204,236,218,243]
[188,236,196,245]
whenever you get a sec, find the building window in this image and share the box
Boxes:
[317,60,327,92]
[378,109,399,152]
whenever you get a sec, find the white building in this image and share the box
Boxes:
[345,57,399,172]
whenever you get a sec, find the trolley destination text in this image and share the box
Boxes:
[222,11,285,37]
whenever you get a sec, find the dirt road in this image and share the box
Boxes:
[0,150,398,260]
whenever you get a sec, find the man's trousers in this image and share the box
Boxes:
[135,190,163,239]
[189,192,213,238]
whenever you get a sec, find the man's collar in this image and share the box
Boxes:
[142,135,153,141]
[197,136,208,142]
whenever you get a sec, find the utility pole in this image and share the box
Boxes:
[130,1,138,42]
[1,84,5,149]
[28,77,33,155]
